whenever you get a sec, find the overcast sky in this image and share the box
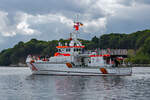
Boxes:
[0,0,150,51]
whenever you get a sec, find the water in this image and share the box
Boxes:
[0,67,150,100]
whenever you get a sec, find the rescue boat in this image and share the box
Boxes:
[26,21,132,76]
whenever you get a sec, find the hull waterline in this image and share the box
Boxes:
[27,63,132,76]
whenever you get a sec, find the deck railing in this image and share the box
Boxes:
[95,49,128,55]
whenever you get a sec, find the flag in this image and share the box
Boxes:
[73,22,83,31]
[80,22,83,26]
[74,25,79,31]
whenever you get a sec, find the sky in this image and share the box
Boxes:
[0,0,150,51]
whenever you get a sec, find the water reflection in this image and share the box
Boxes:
[26,75,125,100]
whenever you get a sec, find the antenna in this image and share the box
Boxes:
[73,14,83,32]
[76,14,79,22]
[69,15,83,46]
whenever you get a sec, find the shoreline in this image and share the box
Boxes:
[132,64,150,67]
[1,64,150,67]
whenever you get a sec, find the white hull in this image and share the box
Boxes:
[27,62,132,76]
[26,21,132,76]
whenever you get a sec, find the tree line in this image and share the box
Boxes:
[0,29,150,66]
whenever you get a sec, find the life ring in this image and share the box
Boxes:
[100,68,108,74]
[66,63,72,68]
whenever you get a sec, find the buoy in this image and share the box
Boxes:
[66,63,72,68]
[100,68,108,74]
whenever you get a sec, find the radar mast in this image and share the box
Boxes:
[69,15,83,46]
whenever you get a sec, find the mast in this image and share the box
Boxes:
[69,15,83,46]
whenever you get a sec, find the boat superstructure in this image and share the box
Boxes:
[26,20,132,75]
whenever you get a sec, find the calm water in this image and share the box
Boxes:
[0,67,150,100]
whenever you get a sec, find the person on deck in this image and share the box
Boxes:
[114,57,120,67]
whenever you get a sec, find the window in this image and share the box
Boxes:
[78,48,81,51]
[77,48,79,52]
[74,48,77,52]
[58,49,61,52]
[61,49,64,52]
[66,48,70,52]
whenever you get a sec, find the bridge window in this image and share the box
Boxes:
[74,48,76,52]
[58,49,61,52]
[73,48,82,52]
[62,49,64,52]
[66,48,70,52]
[78,48,81,51]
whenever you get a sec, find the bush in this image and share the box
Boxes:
[131,53,150,64]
